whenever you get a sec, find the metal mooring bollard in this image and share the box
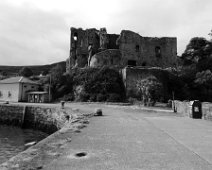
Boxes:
[61,101,65,109]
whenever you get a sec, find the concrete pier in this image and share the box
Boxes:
[1,103,212,170]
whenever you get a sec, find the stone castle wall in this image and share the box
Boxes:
[117,30,177,68]
[66,27,177,100]
[90,49,121,67]
[68,27,100,69]
[66,27,177,71]
[122,67,170,100]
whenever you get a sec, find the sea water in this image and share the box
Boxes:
[0,124,48,164]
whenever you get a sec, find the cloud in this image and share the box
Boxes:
[0,1,70,65]
[0,0,212,65]
[106,0,212,54]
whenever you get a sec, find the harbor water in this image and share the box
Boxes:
[0,124,48,164]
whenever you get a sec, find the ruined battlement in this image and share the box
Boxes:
[66,27,177,72]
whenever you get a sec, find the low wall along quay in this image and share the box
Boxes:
[173,100,212,120]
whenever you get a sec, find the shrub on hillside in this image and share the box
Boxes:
[47,66,126,102]
[60,93,74,101]
[135,75,163,106]
[55,85,67,99]
[77,92,90,102]
[128,97,138,104]
[70,67,126,102]
[89,94,97,102]
[96,94,107,102]
[19,67,33,77]
[107,93,121,102]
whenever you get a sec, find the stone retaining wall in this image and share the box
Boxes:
[0,104,67,134]
[174,100,212,120]
[0,104,93,170]
[122,67,170,99]
[0,104,24,126]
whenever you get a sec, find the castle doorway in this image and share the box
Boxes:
[127,60,137,66]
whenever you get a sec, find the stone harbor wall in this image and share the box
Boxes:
[0,104,93,170]
[0,104,67,134]
[22,106,66,134]
[0,104,24,126]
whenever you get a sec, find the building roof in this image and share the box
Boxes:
[28,91,48,94]
[0,76,39,85]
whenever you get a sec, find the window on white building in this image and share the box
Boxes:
[8,91,11,97]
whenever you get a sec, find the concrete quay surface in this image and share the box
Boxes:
[1,102,212,170]
[43,103,212,170]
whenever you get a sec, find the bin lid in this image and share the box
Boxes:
[190,100,200,106]
[190,101,194,105]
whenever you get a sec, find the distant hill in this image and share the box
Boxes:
[0,61,66,76]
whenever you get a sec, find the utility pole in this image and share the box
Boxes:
[172,91,175,101]
[49,74,51,103]
[172,91,176,112]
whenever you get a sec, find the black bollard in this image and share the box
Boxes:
[95,108,103,116]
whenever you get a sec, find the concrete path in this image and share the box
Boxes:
[45,103,212,170]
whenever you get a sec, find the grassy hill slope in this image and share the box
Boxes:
[0,61,66,76]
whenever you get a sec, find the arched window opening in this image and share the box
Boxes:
[155,46,161,58]
[135,45,140,52]
[73,32,78,41]
[127,60,137,66]
[142,62,146,66]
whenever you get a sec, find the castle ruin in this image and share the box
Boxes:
[66,27,177,72]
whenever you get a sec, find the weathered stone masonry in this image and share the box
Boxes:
[117,30,177,68]
[0,104,24,126]
[0,104,66,134]
[122,67,170,99]
[174,100,212,121]
[0,104,93,169]
[66,27,177,71]
[66,27,177,99]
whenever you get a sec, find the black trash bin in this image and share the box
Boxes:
[190,100,202,119]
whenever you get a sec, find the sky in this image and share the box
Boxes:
[0,0,212,66]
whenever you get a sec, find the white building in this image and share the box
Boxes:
[0,76,39,102]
